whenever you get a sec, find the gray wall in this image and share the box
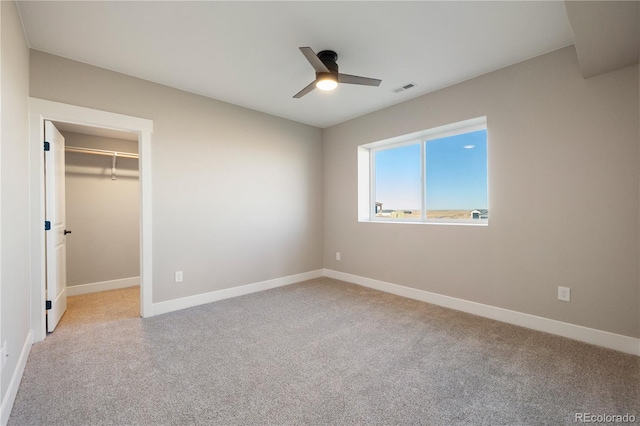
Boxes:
[30,50,324,304]
[1,0,30,403]
[63,132,140,287]
[323,46,640,339]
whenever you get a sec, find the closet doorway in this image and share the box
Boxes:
[29,98,153,343]
[55,121,140,319]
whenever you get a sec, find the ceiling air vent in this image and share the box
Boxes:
[392,82,417,94]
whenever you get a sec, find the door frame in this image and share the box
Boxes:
[29,98,153,342]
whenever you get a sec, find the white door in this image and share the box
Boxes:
[45,120,68,332]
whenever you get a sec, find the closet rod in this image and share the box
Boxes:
[65,145,139,159]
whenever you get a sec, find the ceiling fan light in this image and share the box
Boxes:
[316,74,338,91]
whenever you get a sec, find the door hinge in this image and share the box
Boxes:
[44,141,50,151]
[45,300,52,310]
[45,221,51,231]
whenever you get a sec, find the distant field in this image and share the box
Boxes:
[427,210,473,219]
[376,210,476,219]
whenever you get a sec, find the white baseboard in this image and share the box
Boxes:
[1,330,33,426]
[323,269,640,357]
[153,269,324,316]
[66,277,139,296]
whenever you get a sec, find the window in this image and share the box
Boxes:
[374,143,422,219]
[359,117,488,224]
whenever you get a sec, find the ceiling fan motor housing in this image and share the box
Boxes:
[317,50,339,74]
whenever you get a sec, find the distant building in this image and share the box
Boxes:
[471,209,489,219]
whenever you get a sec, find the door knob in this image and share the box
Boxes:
[64,230,72,235]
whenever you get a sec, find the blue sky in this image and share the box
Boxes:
[375,130,487,211]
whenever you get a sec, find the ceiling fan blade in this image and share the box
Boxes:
[338,73,382,86]
[299,47,330,73]
[293,80,317,98]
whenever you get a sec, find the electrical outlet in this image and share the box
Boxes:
[336,252,341,261]
[174,271,183,283]
[558,286,571,302]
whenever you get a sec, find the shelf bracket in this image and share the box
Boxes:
[111,153,118,180]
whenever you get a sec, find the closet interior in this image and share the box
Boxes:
[58,122,141,310]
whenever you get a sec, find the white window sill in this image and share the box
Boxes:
[359,219,488,226]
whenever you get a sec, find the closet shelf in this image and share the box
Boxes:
[65,145,138,180]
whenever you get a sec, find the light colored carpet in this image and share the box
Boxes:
[57,285,140,327]
[9,278,639,425]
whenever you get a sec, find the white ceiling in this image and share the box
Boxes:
[17,1,574,128]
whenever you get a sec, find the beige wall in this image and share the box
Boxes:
[323,46,640,338]
[63,132,140,286]
[30,50,324,303]
[1,0,30,402]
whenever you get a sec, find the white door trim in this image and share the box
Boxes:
[29,98,153,342]
[0,1,3,399]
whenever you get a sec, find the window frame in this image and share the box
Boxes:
[359,117,488,226]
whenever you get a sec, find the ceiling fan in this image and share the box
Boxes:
[293,47,382,98]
